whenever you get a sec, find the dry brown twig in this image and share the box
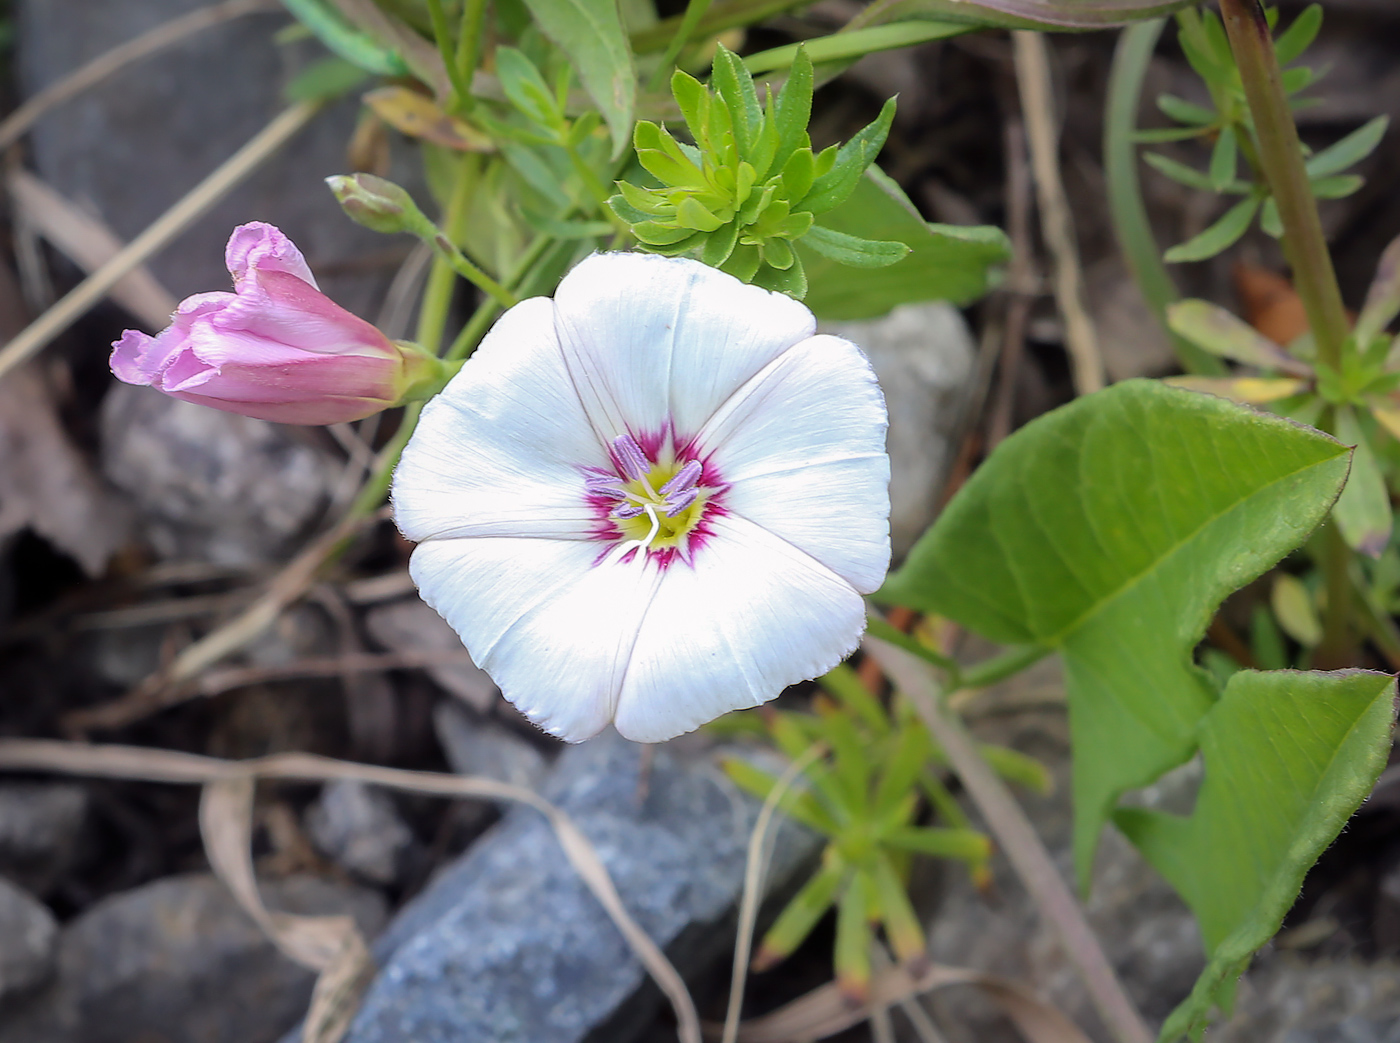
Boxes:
[1013,31,1105,397]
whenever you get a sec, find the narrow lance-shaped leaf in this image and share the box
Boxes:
[1270,572,1321,648]
[880,380,1352,886]
[1272,3,1322,66]
[1304,115,1389,180]
[1332,407,1392,558]
[799,167,1009,320]
[520,0,636,155]
[854,0,1197,30]
[801,225,911,269]
[1356,233,1400,345]
[1165,299,1311,375]
[1164,196,1261,264]
[800,98,896,215]
[1117,670,1395,1041]
[710,44,762,158]
[1165,375,1309,405]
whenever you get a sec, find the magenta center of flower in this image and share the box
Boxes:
[584,433,720,566]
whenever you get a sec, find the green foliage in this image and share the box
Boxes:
[280,0,411,76]
[1117,669,1394,1040]
[879,381,1352,890]
[610,46,908,298]
[719,665,1056,1000]
[516,0,636,155]
[1142,5,1387,263]
[799,168,1011,320]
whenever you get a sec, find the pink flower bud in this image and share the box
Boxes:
[110,222,443,425]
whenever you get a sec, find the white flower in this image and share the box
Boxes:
[392,252,890,743]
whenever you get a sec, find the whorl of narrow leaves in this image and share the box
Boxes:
[608,46,909,298]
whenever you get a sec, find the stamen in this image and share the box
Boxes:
[614,502,646,519]
[612,434,650,481]
[664,488,699,514]
[659,460,702,497]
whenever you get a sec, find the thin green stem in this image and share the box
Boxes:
[454,0,489,113]
[435,238,520,309]
[1219,0,1349,373]
[425,0,472,108]
[416,157,478,352]
[955,644,1052,692]
[1105,19,1223,375]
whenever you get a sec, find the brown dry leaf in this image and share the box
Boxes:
[363,87,494,152]
[8,168,178,331]
[722,962,1092,1043]
[0,360,128,576]
[1233,263,1310,347]
[199,776,374,1043]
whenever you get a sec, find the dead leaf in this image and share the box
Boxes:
[8,168,178,331]
[0,348,129,576]
[363,86,493,151]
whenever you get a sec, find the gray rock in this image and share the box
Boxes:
[1210,959,1400,1042]
[101,384,334,566]
[0,877,56,1005]
[821,302,976,559]
[15,0,408,318]
[337,732,818,1043]
[433,700,551,792]
[0,873,387,1043]
[365,599,499,712]
[0,783,88,897]
[306,780,413,886]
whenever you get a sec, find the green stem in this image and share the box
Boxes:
[1218,0,1349,373]
[1105,19,1223,375]
[434,237,520,309]
[454,0,489,113]
[416,158,478,352]
[646,0,712,92]
[630,0,805,54]
[425,0,472,109]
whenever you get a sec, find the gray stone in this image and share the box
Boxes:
[0,783,88,897]
[0,873,387,1043]
[15,0,410,319]
[101,384,334,567]
[821,302,976,559]
[0,877,56,1005]
[433,700,552,792]
[365,599,499,712]
[306,780,413,886]
[336,732,819,1043]
[1210,959,1400,1042]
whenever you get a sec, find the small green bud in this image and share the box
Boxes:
[326,174,428,236]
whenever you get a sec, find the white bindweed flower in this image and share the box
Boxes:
[392,252,890,743]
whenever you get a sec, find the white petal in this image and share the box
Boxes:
[552,253,815,444]
[698,334,891,593]
[410,537,663,742]
[613,514,866,743]
[392,298,610,543]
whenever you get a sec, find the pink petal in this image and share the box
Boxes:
[225,222,319,289]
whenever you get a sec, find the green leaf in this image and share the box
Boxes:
[711,44,762,157]
[284,56,369,102]
[770,47,814,176]
[1270,573,1321,648]
[1305,116,1388,179]
[1260,196,1283,238]
[881,380,1351,886]
[495,46,563,130]
[1356,234,1400,344]
[799,167,1009,320]
[825,0,1198,31]
[280,0,410,76]
[1333,407,1392,558]
[1164,196,1260,263]
[1133,125,1212,145]
[1208,125,1238,192]
[1273,3,1322,66]
[1157,93,1216,126]
[1117,669,1395,1041]
[1143,151,1245,194]
[1310,175,1363,200]
[801,225,911,269]
[1165,299,1308,374]
[743,21,969,76]
[801,98,897,215]
[754,856,848,969]
[520,0,636,156]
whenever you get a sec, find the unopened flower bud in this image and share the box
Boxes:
[326,173,427,236]
[111,222,452,425]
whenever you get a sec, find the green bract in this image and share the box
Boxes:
[608,45,908,298]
